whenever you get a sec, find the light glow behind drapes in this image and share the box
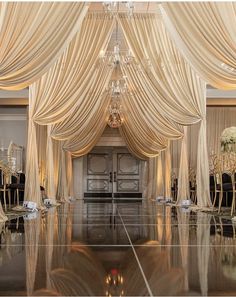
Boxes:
[162,2,236,90]
[0,2,88,90]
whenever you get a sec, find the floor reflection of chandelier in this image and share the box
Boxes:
[108,100,123,129]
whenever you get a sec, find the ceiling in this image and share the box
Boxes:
[0,2,235,105]
[88,2,160,13]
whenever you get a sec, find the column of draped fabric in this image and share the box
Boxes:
[46,125,56,203]
[118,13,211,207]
[25,14,115,205]
[161,2,236,90]
[36,124,47,188]
[0,2,88,90]
[57,143,69,202]
[177,127,190,203]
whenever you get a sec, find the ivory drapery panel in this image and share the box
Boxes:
[0,204,7,222]
[46,125,56,202]
[0,2,88,90]
[119,92,169,159]
[118,13,203,126]
[119,13,211,207]
[57,143,69,202]
[121,64,184,139]
[25,14,114,205]
[162,2,236,90]
[51,63,113,140]
[36,124,47,187]
[31,13,115,126]
[177,127,190,203]
[63,96,110,157]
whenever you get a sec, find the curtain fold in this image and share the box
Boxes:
[177,127,190,204]
[0,2,88,90]
[57,144,69,202]
[31,13,115,126]
[24,93,41,206]
[0,204,7,222]
[162,2,236,90]
[197,118,212,207]
[118,13,204,125]
[164,143,171,198]
[46,125,56,202]
[25,13,114,204]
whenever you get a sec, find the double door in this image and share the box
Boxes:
[84,147,142,199]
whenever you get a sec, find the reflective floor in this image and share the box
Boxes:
[1,200,236,296]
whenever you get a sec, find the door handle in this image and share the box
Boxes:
[114,171,117,182]
[109,172,113,183]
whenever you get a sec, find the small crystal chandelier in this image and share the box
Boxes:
[99,15,134,67]
[103,1,117,14]
[99,45,134,67]
[103,1,134,16]
[108,100,123,128]
[108,79,127,97]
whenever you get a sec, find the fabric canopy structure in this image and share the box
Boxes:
[0,2,88,90]
[162,2,236,90]
[25,13,115,206]
[1,2,236,220]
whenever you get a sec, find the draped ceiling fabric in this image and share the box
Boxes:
[118,13,211,206]
[0,2,88,90]
[25,14,115,205]
[162,2,236,90]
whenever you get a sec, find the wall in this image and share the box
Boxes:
[0,107,27,148]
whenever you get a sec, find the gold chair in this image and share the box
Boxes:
[0,161,12,211]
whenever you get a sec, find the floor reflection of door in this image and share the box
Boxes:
[84,147,142,199]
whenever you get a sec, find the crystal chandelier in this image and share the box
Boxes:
[99,12,134,67]
[99,45,134,67]
[108,79,127,97]
[107,100,123,129]
[103,1,134,16]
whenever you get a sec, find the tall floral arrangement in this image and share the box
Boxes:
[221,127,236,152]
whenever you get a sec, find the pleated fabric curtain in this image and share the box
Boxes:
[0,2,88,90]
[118,13,211,207]
[25,14,115,206]
[162,2,236,90]
[177,127,190,203]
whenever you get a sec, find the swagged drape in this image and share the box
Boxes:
[162,2,236,90]
[25,14,115,206]
[118,13,211,206]
[0,2,88,90]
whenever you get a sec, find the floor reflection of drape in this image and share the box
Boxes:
[177,208,190,292]
[46,208,56,290]
[25,214,41,296]
[197,212,211,296]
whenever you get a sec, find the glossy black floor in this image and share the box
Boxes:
[0,200,236,296]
